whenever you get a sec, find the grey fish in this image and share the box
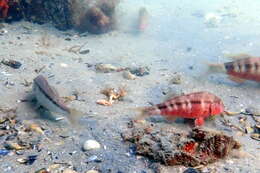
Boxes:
[33,75,82,124]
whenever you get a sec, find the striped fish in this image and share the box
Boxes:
[33,75,82,124]
[208,54,260,83]
[137,7,149,33]
[136,91,224,126]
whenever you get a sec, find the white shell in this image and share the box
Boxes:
[83,140,101,151]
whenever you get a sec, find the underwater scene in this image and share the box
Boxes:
[0,0,260,172]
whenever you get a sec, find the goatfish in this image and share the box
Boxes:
[135,91,225,126]
[137,7,149,32]
[208,54,260,83]
[33,75,83,124]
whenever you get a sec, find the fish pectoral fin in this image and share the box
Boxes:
[164,115,177,122]
[224,53,253,60]
[228,75,246,83]
[195,117,204,126]
[68,108,84,125]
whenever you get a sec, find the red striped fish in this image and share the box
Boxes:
[136,92,224,126]
[137,7,149,33]
[208,54,260,83]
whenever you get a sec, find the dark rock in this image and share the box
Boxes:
[1,59,22,69]
[183,168,200,173]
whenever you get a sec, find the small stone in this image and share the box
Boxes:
[183,168,200,173]
[86,170,99,173]
[79,49,90,54]
[60,63,68,68]
[83,140,101,151]
[65,38,71,41]
[63,169,78,173]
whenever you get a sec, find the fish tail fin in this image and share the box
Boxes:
[68,108,84,125]
[129,106,154,120]
[207,63,226,74]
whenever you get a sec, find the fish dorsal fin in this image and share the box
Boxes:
[224,53,253,60]
[228,75,246,83]
[163,92,184,102]
[50,85,61,99]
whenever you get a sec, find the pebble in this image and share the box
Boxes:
[83,140,101,151]
[85,170,99,173]
[63,169,78,173]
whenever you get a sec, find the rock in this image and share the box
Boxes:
[86,170,99,173]
[83,140,101,151]
[63,169,78,173]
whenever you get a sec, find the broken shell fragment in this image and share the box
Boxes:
[250,133,260,141]
[35,168,49,173]
[245,126,254,134]
[123,70,137,80]
[17,155,37,165]
[4,142,26,150]
[27,123,44,135]
[95,63,118,73]
[63,169,78,173]
[86,170,99,173]
[96,99,112,106]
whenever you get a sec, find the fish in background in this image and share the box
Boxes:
[0,0,9,18]
[208,54,260,83]
[137,7,149,33]
[32,75,83,124]
[135,91,225,126]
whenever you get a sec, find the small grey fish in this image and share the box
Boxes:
[33,75,82,124]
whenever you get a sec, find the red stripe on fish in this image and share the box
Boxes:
[224,57,260,82]
[144,92,224,126]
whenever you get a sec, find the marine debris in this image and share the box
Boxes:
[96,87,127,106]
[123,121,241,167]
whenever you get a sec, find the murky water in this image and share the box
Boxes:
[0,0,260,173]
